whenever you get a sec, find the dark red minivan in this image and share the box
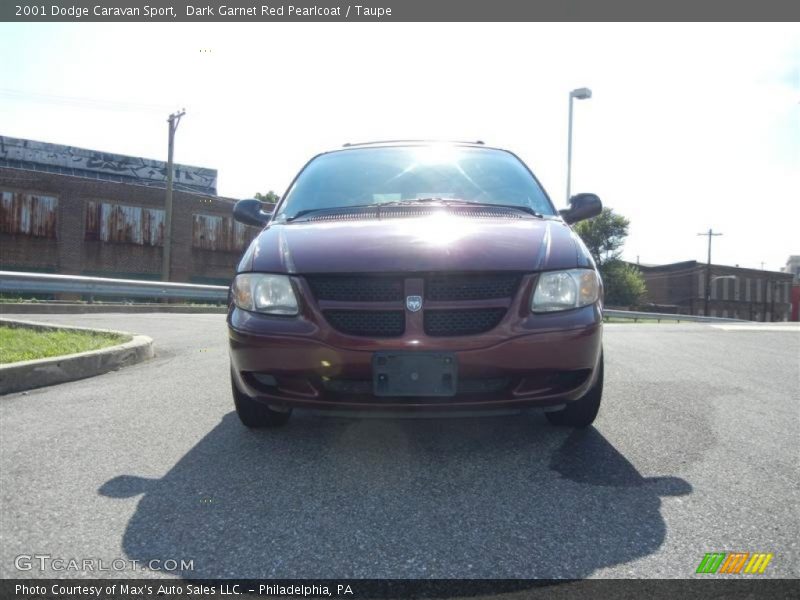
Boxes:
[228,141,604,428]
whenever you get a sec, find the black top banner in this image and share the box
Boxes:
[2,0,800,22]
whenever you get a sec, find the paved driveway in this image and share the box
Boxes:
[1,314,797,578]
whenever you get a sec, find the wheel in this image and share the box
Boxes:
[545,353,603,428]
[231,367,292,428]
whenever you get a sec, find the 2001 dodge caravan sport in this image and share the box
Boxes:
[228,141,604,428]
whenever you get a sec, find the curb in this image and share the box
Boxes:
[0,318,154,395]
[0,302,226,314]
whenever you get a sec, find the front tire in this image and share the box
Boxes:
[231,368,292,428]
[545,353,603,428]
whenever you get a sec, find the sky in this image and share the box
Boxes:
[1,22,798,272]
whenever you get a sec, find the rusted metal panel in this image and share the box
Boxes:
[30,195,57,237]
[105,203,140,244]
[143,207,165,246]
[85,201,164,246]
[193,213,258,252]
[0,190,57,238]
[193,214,226,251]
[233,221,250,251]
[85,201,100,241]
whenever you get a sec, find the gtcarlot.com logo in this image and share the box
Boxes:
[15,554,194,572]
[696,552,773,574]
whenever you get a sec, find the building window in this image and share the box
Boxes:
[192,213,254,252]
[0,190,58,238]
[85,201,164,246]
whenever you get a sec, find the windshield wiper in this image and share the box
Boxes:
[398,198,544,218]
[284,204,378,222]
[284,198,542,222]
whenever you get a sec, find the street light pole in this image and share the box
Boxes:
[566,87,592,204]
[162,108,186,282]
[697,228,723,316]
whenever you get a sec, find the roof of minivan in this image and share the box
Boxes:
[325,140,505,154]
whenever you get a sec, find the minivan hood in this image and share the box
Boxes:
[241,215,588,274]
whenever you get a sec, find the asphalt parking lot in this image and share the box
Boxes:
[0,313,798,579]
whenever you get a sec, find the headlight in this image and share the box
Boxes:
[532,269,600,313]
[231,273,299,315]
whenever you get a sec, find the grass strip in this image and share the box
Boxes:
[0,326,130,364]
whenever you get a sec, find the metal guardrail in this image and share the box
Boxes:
[0,271,753,321]
[603,309,748,323]
[0,271,228,302]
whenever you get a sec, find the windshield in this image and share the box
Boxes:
[276,145,556,220]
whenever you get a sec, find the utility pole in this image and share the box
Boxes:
[697,228,723,316]
[162,109,186,281]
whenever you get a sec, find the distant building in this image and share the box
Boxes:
[783,256,800,321]
[0,135,266,285]
[637,260,794,322]
[782,255,800,281]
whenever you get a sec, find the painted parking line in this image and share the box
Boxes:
[711,324,800,332]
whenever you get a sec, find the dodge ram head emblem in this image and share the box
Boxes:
[406,295,422,312]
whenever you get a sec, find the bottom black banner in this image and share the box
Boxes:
[1,579,798,600]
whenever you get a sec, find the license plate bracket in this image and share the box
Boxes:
[373,352,458,397]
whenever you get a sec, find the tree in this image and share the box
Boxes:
[254,191,280,204]
[601,260,647,306]
[573,207,647,307]
[572,208,630,267]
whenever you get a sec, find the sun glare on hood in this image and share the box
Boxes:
[407,210,478,247]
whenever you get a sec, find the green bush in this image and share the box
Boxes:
[601,261,647,307]
[573,207,648,307]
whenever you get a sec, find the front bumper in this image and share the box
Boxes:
[229,307,603,412]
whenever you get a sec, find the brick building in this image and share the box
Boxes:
[638,260,794,322]
[0,135,267,286]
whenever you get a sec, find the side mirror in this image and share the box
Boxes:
[233,199,272,227]
[559,193,602,224]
